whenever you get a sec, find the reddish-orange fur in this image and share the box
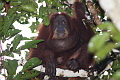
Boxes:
[28,1,94,80]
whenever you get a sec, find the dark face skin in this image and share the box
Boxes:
[47,15,78,53]
[52,15,70,39]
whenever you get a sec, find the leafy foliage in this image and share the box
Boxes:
[0,0,120,80]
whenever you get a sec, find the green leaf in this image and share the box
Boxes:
[88,32,110,53]
[98,22,120,42]
[11,0,20,1]
[13,35,23,51]
[48,8,57,13]
[21,70,40,79]
[10,1,22,6]
[5,29,21,39]
[38,0,44,3]
[22,57,42,72]
[39,5,50,25]
[4,60,18,75]
[0,30,4,38]
[0,3,4,10]
[7,7,17,16]
[111,70,120,80]
[21,4,37,13]
[29,22,38,33]
[0,17,3,30]
[14,73,22,80]
[98,22,119,35]
[113,33,120,42]
[21,0,29,5]
[6,0,11,2]
[1,50,11,56]
[96,42,120,61]
[22,37,30,40]
[3,15,16,34]
[30,0,38,8]
[7,75,13,80]
[112,60,120,71]
[18,39,44,50]
[39,6,46,18]
[43,15,50,26]
[98,22,117,32]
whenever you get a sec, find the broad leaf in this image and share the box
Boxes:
[96,42,120,61]
[5,29,21,39]
[14,73,22,80]
[21,70,40,79]
[21,4,37,13]
[13,35,23,51]
[4,60,18,75]
[18,39,44,50]
[88,32,110,53]
[22,57,42,72]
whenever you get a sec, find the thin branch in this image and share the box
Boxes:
[4,2,10,13]
[18,60,88,78]
[86,1,101,25]
[34,65,88,77]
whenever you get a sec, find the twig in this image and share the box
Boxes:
[34,65,88,77]
[86,1,101,25]
[18,60,88,77]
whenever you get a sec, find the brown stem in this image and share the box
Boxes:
[86,1,101,25]
[4,2,10,13]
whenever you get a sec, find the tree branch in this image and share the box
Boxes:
[86,1,101,25]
